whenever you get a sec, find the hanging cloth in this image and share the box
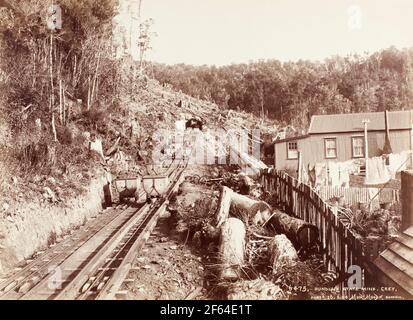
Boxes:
[327,162,340,187]
[315,163,326,187]
[365,156,390,185]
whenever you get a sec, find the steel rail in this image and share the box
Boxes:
[0,205,128,297]
[7,205,142,300]
[77,163,186,299]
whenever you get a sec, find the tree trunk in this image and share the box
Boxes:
[270,210,319,249]
[215,186,273,227]
[219,217,246,282]
[215,186,233,227]
[59,79,63,124]
[51,112,57,142]
[269,234,298,274]
[49,33,54,113]
[215,186,318,248]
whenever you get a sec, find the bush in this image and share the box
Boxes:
[81,108,107,130]
[56,125,73,145]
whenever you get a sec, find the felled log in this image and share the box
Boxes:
[270,210,319,249]
[270,234,298,274]
[215,186,233,227]
[215,186,318,248]
[215,186,272,227]
[227,279,284,300]
[219,217,246,281]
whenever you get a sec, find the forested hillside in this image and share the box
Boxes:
[0,0,273,203]
[0,1,121,177]
[150,47,413,129]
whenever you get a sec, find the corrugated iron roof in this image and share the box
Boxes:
[308,110,413,134]
[374,226,413,297]
[273,134,309,144]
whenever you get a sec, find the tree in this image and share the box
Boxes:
[150,47,413,131]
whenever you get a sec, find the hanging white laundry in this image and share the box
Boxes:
[365,156,391,185]
[338,163,350,188]
[344,159,360,175]
[327,162,340,187]
[388,150,411,175]
[367,188,381,210]
[300,165,309,184]
[387,153,398,179]
[315,163,327,187]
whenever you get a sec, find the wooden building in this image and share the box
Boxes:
[274,110,413,171]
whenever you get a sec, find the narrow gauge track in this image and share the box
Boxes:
[0,158,187,300]
[0,203,140,299]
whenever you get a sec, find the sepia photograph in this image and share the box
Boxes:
[0,0,412,305]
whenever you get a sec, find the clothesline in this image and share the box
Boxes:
[367,152,412,206]
[304,150,411,190]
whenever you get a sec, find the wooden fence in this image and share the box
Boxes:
[316,186,400,207]
[260,169,376,290]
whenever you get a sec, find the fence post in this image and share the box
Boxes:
[401,170,413,231]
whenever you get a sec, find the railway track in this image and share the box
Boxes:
[0,159,187,300]
[0,125,260,300]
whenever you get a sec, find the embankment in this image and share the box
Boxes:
[0,172,108,275]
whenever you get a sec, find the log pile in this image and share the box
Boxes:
[211,185,319,299]
[171,178,321,300]
[215,186,318,249]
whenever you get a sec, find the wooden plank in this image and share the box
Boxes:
[374,256,413,296]
[387,242,413,265]
[334,213,340,273]
[263,170,364,282]
[339,222,346,274]
[380,249,413,279]
[404,227,413,238]
[397,233,413,250]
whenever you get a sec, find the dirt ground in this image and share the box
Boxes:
[121,164,217,300]
[122,216,207,300]
[121,163,330,300]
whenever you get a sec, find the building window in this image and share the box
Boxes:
[287,141,298,159]
[324,138,337,159]
[352,136,364,158]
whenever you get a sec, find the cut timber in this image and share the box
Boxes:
[215,186,233,227]
[230,190,261,210]
[270,210,319,249]
[215,186,272,227]
[270,234,298,274]
[214,186,318,248]
[227,279,284,300]
[219,217,246,281]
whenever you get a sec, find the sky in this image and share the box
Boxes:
[139,0,413,66]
